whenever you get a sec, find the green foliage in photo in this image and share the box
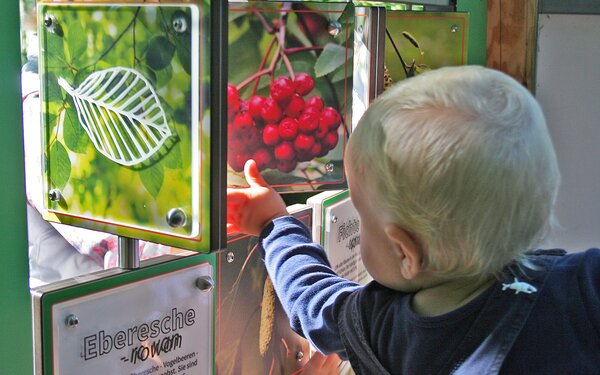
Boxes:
[39,3,211,246]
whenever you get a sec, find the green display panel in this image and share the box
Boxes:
[217,204,313,374]
[32,254,217,375]
[227,1,354,193]
[38,1,218,251]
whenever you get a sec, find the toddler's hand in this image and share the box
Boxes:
[226,159,288,236]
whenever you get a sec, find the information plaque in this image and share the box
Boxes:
[32,256,215,375]
[308,190,371,285]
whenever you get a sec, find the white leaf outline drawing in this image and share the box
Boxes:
[58,67,173,166]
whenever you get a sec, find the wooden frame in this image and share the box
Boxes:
[487,0,539,91]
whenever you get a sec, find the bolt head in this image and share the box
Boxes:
[325,163,335,174]
[166,208,187,228]
[49,189,61,202]
[173,17,188,33]
[195,276,214,292]
[65,314,79,327]
[44,15,53,27]
[328,21,341,37]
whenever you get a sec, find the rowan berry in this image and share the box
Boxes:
[310,142,326,158]
[320,106,342,130]
[277,159,297,173]
[227,83,239,107]
[253,148,273,171]
[262,124,280,146]
[294,133,315,152]
[232,111,253,132]
[315,120,329,139]
[261,98,283,123]
[278,118,299,141]
[305,96,324,111]
[270,76,295,105]
[323,131,339,150]
[274,142,295,161]
[298,111,319,134]
[284,94,305,118]
[249,95,267,120]
[294,73,314,96]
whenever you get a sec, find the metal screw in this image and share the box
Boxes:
[195,276,214,292]
[173,16,188,33]
[451,24,459,33]
[328,21,341,37]
[331,215,338,224]
[296,351,304,361]
[65,314,79,328]
[325,163,335,174]
[49,189,61,202]
[44,15,53,28]
[226,252,235,263]
[166,208,187,228]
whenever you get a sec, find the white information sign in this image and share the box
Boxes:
[324,197,372,285]
[51,263,213,375]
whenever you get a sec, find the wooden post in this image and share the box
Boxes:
[487,0,539,91]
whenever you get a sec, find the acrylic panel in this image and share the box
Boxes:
[383,11,469,87]
[38,2,213,251]
[217,205,312,374]
[227,1,354,193]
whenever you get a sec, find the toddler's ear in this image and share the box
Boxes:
[384,224,423,280]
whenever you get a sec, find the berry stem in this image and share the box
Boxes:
[253,9,275,34]
[300,168,317,188]
[268,42,282,81]
[284,46,324,55]
[280,48,295,80]
[251,34,278,96]
[237,69,273,92]
[275,9,295,80]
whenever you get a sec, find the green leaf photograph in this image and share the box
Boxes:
[39,3,211,250]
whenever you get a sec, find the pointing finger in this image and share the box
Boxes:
[243,159,269,188]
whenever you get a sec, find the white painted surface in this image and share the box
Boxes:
[536,13,600,251]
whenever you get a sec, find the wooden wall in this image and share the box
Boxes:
[486,0,539,91]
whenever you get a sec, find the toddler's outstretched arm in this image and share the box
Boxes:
[227,159,361,356]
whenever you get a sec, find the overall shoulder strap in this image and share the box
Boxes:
[338,291,392,375]
[439,255,560,375]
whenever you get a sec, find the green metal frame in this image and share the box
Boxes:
[0,2,33,374]
[318,190,350,244]
[457,0,487,65]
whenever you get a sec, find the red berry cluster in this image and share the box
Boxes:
[227,73,343,173]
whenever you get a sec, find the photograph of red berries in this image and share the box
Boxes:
[227,2,353,192]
